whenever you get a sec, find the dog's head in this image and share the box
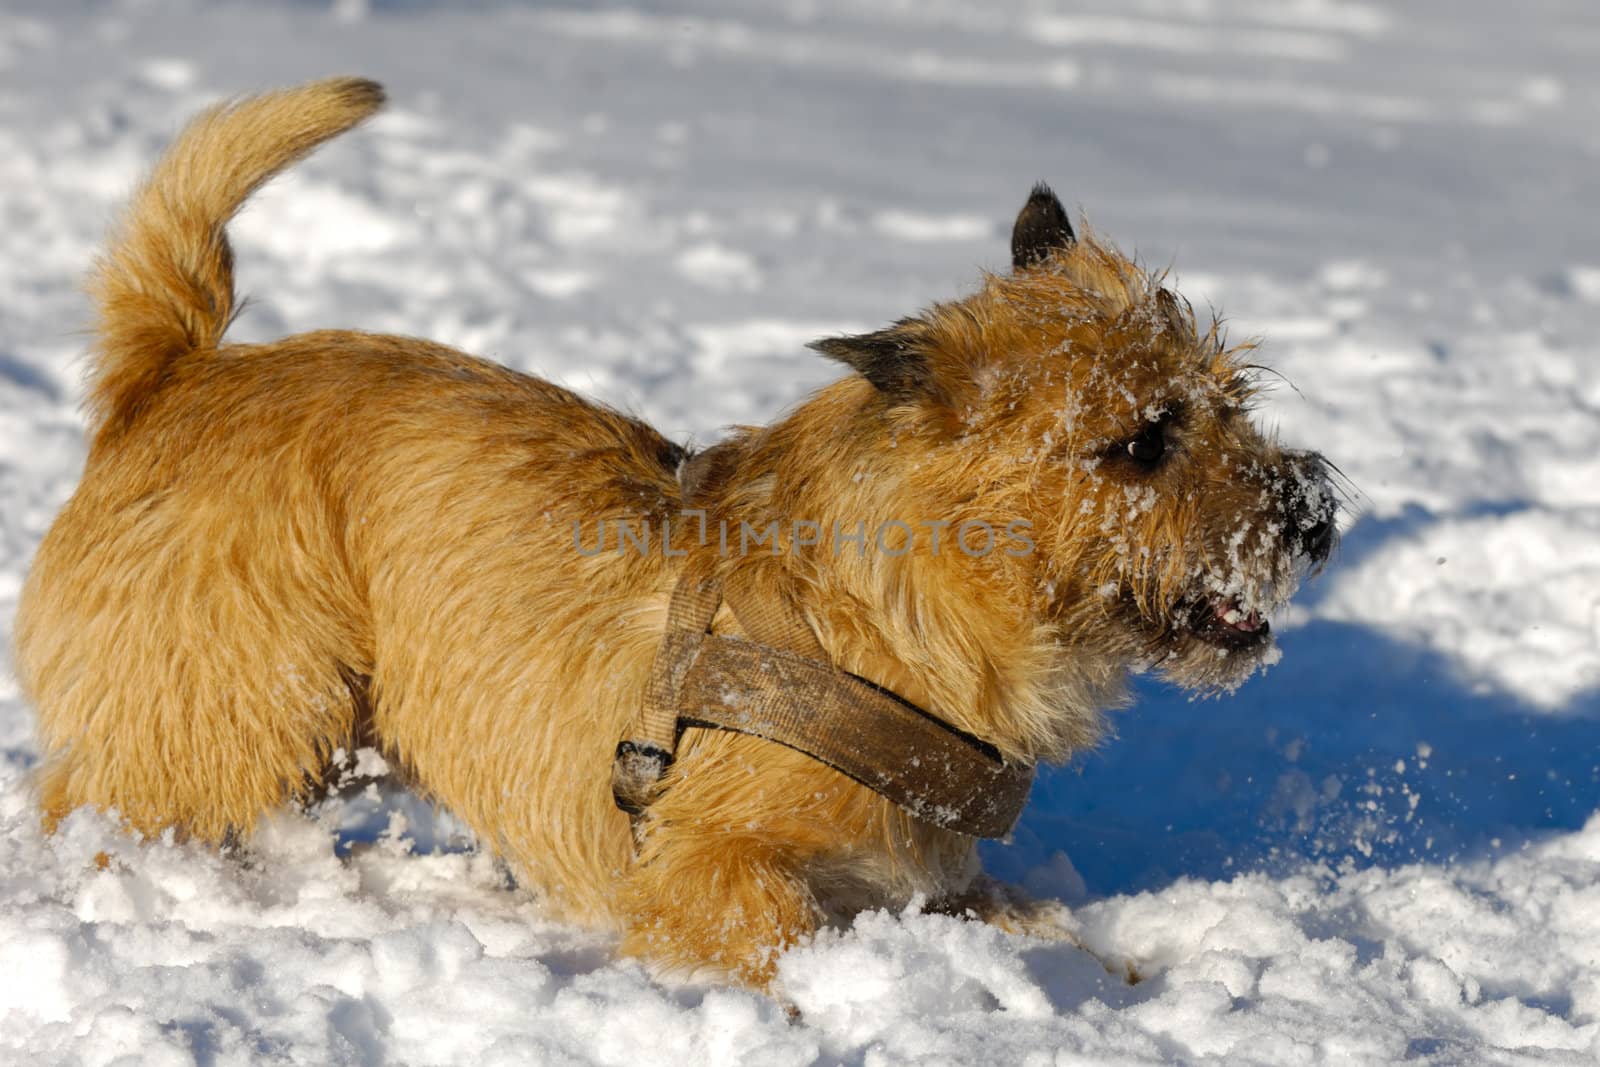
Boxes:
[809,184,1338,701]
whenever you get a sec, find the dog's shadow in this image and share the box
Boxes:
[990,521,1600,1014]
[987,617,1600,901]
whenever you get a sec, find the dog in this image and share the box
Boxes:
[15,77,1337,989]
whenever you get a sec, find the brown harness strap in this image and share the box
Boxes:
[611,568,722,815]
[722,568,828,660]
[612,571,1034,840]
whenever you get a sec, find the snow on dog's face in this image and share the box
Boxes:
[813,185,1338,695]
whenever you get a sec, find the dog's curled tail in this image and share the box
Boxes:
[86,77,386,434]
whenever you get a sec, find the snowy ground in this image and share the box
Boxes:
[3,0,1599,1063]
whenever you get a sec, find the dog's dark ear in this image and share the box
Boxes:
[808,319,929,399]
[1011,182,1075,271]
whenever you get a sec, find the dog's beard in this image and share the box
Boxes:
[1088,514,1320,693]
[1145,536,1318,691]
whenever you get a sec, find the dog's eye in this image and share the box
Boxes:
[1112,411,1175,471]
[1125,424,1165,467]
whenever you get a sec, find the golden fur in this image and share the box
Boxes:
[15,78,1335,988]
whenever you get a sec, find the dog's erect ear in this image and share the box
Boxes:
[808,319,929,399]
[1011,182,1075,271]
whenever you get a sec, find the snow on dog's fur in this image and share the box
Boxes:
[15,78,1336,987]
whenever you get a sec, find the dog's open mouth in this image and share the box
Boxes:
[1187,593,1271,650]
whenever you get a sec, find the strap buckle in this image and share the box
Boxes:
[611,739,675,816]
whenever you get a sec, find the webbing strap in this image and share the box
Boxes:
[676,634,1033,837]
[612,571,1034,839]
[611,571,721,816]
[722,569,827,660]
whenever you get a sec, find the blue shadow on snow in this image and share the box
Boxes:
[986,618,1600,897]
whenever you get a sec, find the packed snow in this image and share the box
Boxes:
[3,0,1599,1063]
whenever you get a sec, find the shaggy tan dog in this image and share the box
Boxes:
[15,78,1336,987]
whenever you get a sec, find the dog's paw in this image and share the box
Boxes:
[935,875,1144,984]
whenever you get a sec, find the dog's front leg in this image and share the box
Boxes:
[933,875,1141,983]
[619,831,821,990]
[932,873,1081,941]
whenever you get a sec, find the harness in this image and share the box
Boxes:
[611,562,1035,840]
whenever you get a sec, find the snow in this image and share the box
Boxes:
[1319,508,1600,709]
[2,0,1599,1062]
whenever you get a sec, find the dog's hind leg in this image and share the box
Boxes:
[30,645,362,845]
[20,517,368,845]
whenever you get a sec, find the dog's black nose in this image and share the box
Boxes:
[1299,515,1335,564]
[1280,450,1339,566]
